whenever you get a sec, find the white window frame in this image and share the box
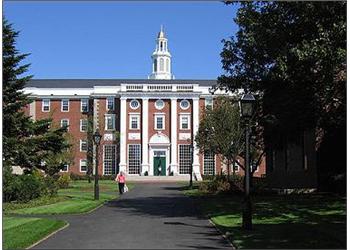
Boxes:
[80,139,88,152]
[80,159,87,172]
[61,119,69,130]
[105,114,116,131]
[180,114,191,130]
[60,164,69,172]
[205,97,213,109]
[42,99,50,112]
[103,145,117,175]
[61,99,69,112]
[154,114,165,130]
[130,99,140,110]
[80,119,88,132]
[180,99,190,110]
[81,99,89,112]
[155,99,165,110]
[129,114,140,130]
[128,144,141,175]
[106,97,115,111]
[203,152,216,175]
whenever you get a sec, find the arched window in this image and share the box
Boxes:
[166,58,170,72]
[160,42,163,51]
[154,59,157,72]
[160,58,164,71]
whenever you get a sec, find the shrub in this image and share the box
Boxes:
[43,176,59,197]
[198,175,244,194]
[57,173,71,189]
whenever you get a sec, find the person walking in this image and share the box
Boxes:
[115,171,126,195]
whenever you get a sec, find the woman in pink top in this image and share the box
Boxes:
[115,171,126,195]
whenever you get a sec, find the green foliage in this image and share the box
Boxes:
[195,96,243,174]
[198,175,244,194]
[57,173,71,189]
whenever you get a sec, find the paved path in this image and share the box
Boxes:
[33,183,233,249]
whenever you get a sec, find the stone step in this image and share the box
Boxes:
[125,175,192,182]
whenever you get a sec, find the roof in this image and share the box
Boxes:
[25,79,218,88]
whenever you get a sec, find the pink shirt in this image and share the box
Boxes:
[117,175,125,183]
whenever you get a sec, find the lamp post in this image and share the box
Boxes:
[187,138,194,189]
[239,93,255,230]
[93,129,102,200]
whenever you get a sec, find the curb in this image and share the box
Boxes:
[207,218,236,250]
[26,221,70,249]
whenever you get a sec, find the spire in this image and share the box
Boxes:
[149,26,173,80]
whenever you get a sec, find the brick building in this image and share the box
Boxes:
[23,28,266,179]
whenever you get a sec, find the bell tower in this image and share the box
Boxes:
[149,25,173,80]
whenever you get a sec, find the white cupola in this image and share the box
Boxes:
[148,25,174,80]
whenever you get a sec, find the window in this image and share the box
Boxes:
[105,114,116,130]
[61,99,69,112]
[106,97,115,111]
[154,59,157,72]
[61,164,69,172]
[42,99,50,112]
[180,100,190,110]
[80,119,88,132]
[179,145,192,174]
[128,144,141,174]
[203,152,215,175]
[155,99,164,110]
[80,140,88,152]
[130,99,140,110]
[81,99,89,112]
[205,98,213,110]
[154,114,165,130]
[235,163,240,172]
[61,119,69,130]
[129,115,140,130]
[104,145,117,175]
[166,58,170,72]
[80,159,87,172]
[180,115,190,130]
[160,58,164,71]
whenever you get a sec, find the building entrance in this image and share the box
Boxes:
[153,150,166,176]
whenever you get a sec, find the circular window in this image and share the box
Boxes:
[180,99,190,110]
[155,99,164,110]
[130,99,140,110]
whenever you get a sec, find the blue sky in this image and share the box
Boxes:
[4,2,238,79]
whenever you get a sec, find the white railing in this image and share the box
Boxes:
[121,83,197,92]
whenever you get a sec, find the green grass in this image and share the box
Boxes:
[3,216,67,249]
[185,188,346,249]
[6,180,134,215]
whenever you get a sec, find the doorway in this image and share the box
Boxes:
[153,150,166,176]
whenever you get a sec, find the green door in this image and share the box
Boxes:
[154,156,166,176]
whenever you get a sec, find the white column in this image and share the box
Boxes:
[192,97,202,181]
[170,97,178,175]
[119,97,127,173]
[141,98,149,175]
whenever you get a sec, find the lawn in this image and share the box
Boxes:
[3,217,67,249]
[5,180,133,215]
[185,187,346,249]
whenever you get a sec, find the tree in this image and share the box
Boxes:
[195,96,243,177]
[3,18,71,175]
[218,2,346,191]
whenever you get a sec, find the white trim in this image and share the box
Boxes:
[106,96,115,111]
[179,114,191,130]
[80,159,87,172]
[154,114,165,130]
[60,164,69,172]
[129,99,140,110]
[170,98,178,174]
[141,98,149,175]
[42,99,50,112]
[154,99,165,110]
[80,139,88,152]
[61,99,70,112]
[104,114,116,131]
[80,119,88,132]
[60,119,69,131]
[81,98,89,112]
[119,98,127,172]
[180,99,190,110]
[129,114,140,130]
[149,145,170,176]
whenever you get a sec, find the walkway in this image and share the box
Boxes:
[33,183,233,249]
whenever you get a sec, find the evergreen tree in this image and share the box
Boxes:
[3,18,72,175]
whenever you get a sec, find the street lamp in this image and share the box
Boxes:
[93,129,102,200]
[239,93,255,230]
[187,138,194,189]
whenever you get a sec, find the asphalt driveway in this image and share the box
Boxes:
[33,183,233,249]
